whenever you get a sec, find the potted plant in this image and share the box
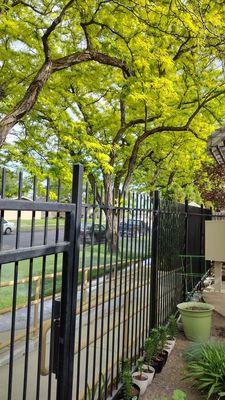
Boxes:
[117,359,140,400]
[132,357,149,395]
[148,328,165,373]
[158,326,169,366]
[177,301,214,342]
[165,315,177,354]
[143,337,156,385]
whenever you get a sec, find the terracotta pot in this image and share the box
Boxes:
[132,371,149,395]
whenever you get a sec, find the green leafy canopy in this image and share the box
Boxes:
[1,1,225,201]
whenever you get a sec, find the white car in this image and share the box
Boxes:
[3,219,15,234]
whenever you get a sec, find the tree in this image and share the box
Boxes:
[1,0,225,148]
[2,1,225,246]
[0,0,134,146]
[196,163,225,210]
[0,168,31,198]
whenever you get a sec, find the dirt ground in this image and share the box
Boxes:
[143,312,225,400]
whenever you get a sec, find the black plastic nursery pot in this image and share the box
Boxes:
[160,350,169,366]
[114,383,140,399]
[150,350,168,374]
[151,356,164,373]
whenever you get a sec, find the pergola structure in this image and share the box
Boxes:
[207,125,225,164]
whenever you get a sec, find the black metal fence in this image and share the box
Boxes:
[0,165,82,400]
[0,165,211,400]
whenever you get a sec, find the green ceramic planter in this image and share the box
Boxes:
[177,301,214,342]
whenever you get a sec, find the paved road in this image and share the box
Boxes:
[1,228,64,250]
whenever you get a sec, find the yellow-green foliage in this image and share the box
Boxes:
[1,1,225,201]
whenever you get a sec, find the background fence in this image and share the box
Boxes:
[0,166,211,400]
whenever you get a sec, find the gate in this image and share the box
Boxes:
[0,164,83,400]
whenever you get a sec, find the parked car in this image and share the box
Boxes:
[119,219,147,236]
[80,223,106,244]
[2,219,15,234]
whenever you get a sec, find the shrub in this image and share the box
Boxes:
[150,328,160,353]
[183,341,211,363]
[122,370,132,400]
[137,357,144,377]
[145,337,157,365]
[171,390,187,400]
[121,359,132,400]
[155,390,187,400]
[184,342,225,399]
[167,315,178,340]
[158,326,168,352]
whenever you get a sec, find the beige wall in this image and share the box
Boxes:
[205,220,225,262]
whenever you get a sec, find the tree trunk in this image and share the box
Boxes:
[104,175,120,254]
[106,208,119,254]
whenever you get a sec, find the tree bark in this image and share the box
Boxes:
[103,174,119,254]
[0,50,133,147]
[0,61,52,147]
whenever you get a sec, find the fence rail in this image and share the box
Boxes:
[0,166,211,400]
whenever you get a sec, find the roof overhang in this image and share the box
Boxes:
[207,126,225,164]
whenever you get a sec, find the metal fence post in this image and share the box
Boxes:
[83,269,88,304]
[124,289,129,358]
[149,190,160,330]
[183,198,189,300]
[33,277,40,337]
[184,198,189,258]
[199,204,204,274]
[57,164,83,400]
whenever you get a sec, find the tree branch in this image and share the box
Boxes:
[80,22,93,50]
[0,50,133,147]
[173,34,197,61]
[120,99,126,127]
[112,114,161,145]
[52,49,134,77]
[121,88,225,191]
[42,0,75,60]
[10,1,52,16]
[0,61,53,147]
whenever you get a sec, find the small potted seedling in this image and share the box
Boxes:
[166,315,178,353]
[158,326,169,366]
[143,337,156,385]
[148,328,164,373]
[132,357,149,395]
[118,359,140,400]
